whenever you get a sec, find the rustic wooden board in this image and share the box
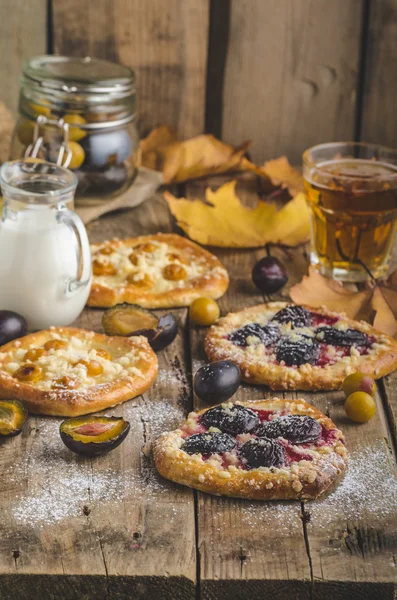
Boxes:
[221,0,363,164]
[0,0,47,115]
[52,0,209,138]
[1,177,397,599]
[0,196,196,600]
[360,0,397,147]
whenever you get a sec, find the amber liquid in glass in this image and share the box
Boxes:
[304,159,397,281]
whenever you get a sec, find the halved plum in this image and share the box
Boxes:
[102,304,177,351]
[0,400,28,437]
[103,304,157,336]
[60,416,130,456]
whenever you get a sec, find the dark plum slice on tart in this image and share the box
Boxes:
[239,438,285,469]
[0,400,28,437]
[182,432,237,455]
[229,323,279,347]
[256,415,321,444]
[194,361,241,404]
[315,326,370,347]
[60,416,130,456]
[201,404,260,435]
[102,304,177,351]
[272,305,312,328]
[276,338,319,367]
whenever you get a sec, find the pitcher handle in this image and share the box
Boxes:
[57,209,92,292]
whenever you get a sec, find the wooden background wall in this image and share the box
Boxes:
[0,0,396,164]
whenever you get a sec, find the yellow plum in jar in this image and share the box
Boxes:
[63,114,87,142]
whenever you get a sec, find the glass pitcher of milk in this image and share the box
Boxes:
[0,160,92,330]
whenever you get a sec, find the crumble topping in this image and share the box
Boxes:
[0,330,151,393]
[91,236,228,293]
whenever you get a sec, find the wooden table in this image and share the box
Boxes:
[1,174,397,600]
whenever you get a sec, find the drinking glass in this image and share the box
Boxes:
[303,142,397,281]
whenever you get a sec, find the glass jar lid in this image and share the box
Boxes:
[23,56,135,96]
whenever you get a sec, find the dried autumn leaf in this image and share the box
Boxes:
[139,126,252,184]
[289,266,397,336]
[139,125,177,172]
[259,156,305,196]
[289,266,371,319]
[164,181,310,248]
[372,285,397,336]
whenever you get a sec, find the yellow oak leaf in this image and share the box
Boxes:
[259,156,305,196]
[139,126,252,184]
[164,181,310,248]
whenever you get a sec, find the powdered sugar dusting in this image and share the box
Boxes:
[124,399,186,436]
[308,440,397,528]
[206,440,397,537]
[4,402,397,536]
[239,500,302,535]
[4,400,187,529]
[156,368,182,388]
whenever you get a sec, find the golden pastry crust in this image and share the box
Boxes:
[204,302,397,390]
[154,398,347,500]
[88,233,229,308]
[0,327,158,416]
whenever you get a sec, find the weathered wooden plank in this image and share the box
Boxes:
[0,0,47,115]
[379,371,397,454]
[360,0,397,147]
[52,0,209,138]
[74,307,196,600]
[298,387,397,600]
[0,196,196,599]
[186,175,312,599]
[221,0,363,164]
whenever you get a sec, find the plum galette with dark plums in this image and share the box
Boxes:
[154,398,347,500]
[204,302,397,390]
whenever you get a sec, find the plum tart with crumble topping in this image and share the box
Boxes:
[0,327,158,416]
[154,398,347,500]
[204,302,397,390]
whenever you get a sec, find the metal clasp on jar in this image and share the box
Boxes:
[24,114,73,168]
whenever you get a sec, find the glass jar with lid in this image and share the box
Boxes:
[10,56,139,205]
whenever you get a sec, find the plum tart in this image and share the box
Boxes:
[204,302,397,390]
[88,233,229,308]
[154,398,347,500]
[0,327,158,416]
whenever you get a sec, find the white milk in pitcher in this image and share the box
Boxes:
[0,207,90,329]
